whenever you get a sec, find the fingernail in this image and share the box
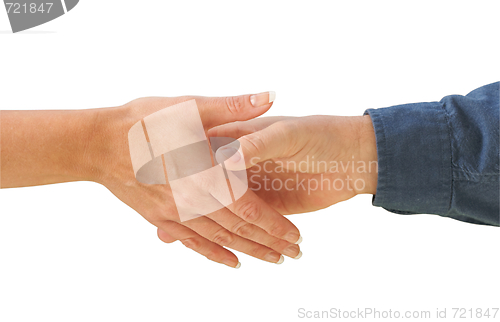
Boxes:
[265,251,282,263]
[294,251,303,260]
[216,146,241,164]
[294,236,303,245]
[283,245,300,258]
[250,91,276,107]
[269,91,276,103]
[223,259,240,268]
[285,232,301,244]
[276,255,284,265]
[235,262,241,269]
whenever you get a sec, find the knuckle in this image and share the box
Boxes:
[268,224,286,238]
[232,221,254,238]
[240,133,265,155]
[127,97,146,106]
[160,236,177,244]
[177,95,195,102]
[250,245,264,257]
[235,201,262,223]
[170,182,207,213]
[225,96,245,114]
[272,120,291,131]
[267,238,285,250]
[204,250,219,261]
[170,193,196,215]
[194,171,217,192]
[180,237,199,250]
[271,120,300,155]
[212,229,234,246]
[162,220,178,230]
[272,121,295,140]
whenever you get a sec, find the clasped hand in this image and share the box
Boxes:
[83,93,377,268]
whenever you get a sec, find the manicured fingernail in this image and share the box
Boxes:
[294,236,303,245]
[223,259,240,268]
[294,251,303,260]
[285,232,301,244]
[216,146,241,164]
[235,262,241,269]
[283,245,300,258]
[250,91,276,107]
[265,251,282,263]
[276,255,284,265]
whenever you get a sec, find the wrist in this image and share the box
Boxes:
[77,106,132,185]
[354,115,378,195]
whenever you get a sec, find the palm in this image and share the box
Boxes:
[246,160,357,215]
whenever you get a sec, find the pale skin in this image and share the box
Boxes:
[0,92,303,269]
[1,93,378,268]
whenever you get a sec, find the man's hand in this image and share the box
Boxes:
[157,115,377,260]
[210,115,378,214]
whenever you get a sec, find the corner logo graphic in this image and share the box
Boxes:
[128,100,249,222]
[3,0,78,33]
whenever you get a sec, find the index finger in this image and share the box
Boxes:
[226,188,302,244]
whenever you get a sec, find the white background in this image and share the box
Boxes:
[1,1,499,321]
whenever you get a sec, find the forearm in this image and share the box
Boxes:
[0,109,111,188]
[364,82,499,226]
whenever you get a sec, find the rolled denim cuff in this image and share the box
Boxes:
[364,102,452,215]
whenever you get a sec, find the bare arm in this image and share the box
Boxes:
[0,108,111,188]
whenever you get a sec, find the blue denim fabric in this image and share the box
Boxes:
[365,82,499,226]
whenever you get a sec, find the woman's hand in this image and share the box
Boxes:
[90,94,302,268]
[1,92,302,268]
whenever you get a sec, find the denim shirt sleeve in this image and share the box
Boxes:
[364,82,499,226]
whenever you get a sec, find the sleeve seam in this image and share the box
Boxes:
[439,102,454,214]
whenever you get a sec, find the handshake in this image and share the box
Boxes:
[113,92,378,268]
[0,91,378,269]
[2,84,497,269]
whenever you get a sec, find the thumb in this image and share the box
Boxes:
[197,91,276,129]
[215,121,293,171]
